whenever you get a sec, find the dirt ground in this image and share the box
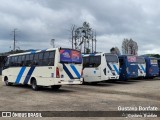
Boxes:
[0,76,160,120]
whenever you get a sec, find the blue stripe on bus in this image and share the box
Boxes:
[31,51,36,54]
[107,63,114,75]
[89,54,95,56]
[15,67,26,84]
[113,64,119,75]
[63,64,74,79]
[140,65,146,73]
[23,66,36,84]
[70,64,81,79]
[107,63,113,70]
[137,65,140,70]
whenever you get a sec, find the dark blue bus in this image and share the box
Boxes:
[119,55,138,80]
[158,58,160,77]
[144,57,159,79]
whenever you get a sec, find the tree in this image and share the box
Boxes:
[110,47,121,55]
[122,38,138,55]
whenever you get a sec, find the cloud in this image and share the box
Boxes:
[0,0,160,55]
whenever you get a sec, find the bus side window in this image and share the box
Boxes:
[29,54,34,66]
[38,52,44,66]
[94,56,101,67]
[33,54,39,66]
[89,56,101,67]
[119,58,124,68]
[43,52,50,66]
[25,55,30,66]
[48,51,55,66]
[17,56,22,66]
[8,57,11,67]
[14,56,18,67]
[21,55,25,66]
[89,56,94,67]
[83,57,90,68]
[9,57,14,67]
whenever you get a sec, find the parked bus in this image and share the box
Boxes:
[158,58,160,77]
[82,53,119,83]
[119,55,138,80]
[144,56,159,78]
[2,48,83,90]
[136,56,146,78]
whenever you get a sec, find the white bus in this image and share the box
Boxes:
[2,48,83,90]
[82,53,119,83]
[137,56,146,78]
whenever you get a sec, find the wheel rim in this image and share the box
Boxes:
[5,80,8,85]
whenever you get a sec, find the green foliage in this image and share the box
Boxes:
[110,47,115,53]
[7,50,25,54]
[145,54,160,58]
[86,48,90,54]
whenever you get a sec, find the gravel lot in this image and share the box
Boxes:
[0,76,160,119]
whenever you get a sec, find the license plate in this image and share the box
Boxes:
[69,80,73,82]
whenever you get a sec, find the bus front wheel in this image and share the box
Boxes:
[31,79,39,91]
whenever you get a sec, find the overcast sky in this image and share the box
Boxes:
[0,0,160,55]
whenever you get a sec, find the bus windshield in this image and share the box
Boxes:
[127,56,136,63]
[150,59,157,64]
[105,54,118,63]
[137,57,145,64]
[60,49,82,63]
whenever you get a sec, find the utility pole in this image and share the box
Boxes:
[13,28,17,51]
[95,31,97,53]
[71,22,96,54]
[71,25,75,49]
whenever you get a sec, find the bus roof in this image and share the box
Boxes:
[82,53,117,57]
[119,55,136,57]
[8,48,80,57]
[140,55,157,60]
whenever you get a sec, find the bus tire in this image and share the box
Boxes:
[82,79,87,85]
[31,79,39,91]
[51,85,61,90]
[4,77,12,86]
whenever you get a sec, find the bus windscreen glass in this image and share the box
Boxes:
[137,57,145,64]
[105,55,118,63]
[151,59,157,64]
[127,56,136,63]
[60,49,82,63]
